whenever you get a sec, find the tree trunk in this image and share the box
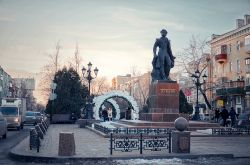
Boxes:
[199,88,211,110]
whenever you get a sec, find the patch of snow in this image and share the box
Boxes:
[196,129,212,134]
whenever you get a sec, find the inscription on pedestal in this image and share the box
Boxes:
[160,89,178,95]
[141,81,180,122]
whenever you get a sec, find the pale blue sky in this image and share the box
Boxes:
[0,0,250,79]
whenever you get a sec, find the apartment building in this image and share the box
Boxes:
[210,15,250,114]
[0,66,13,101]
[111,74,132,91]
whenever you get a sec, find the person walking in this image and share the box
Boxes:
[215,108,220,123]
[221,106,229,127]
[108,108,113,121]
[102,109,108,122]
[229,107,237,127]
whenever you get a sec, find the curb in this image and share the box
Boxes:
[9,150,235,163]
[9,139,235,164]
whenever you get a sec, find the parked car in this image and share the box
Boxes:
[24,111,41,125]
[34,112,44,123]
[0,111,7,139]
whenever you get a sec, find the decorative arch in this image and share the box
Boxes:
[93,90,139,120]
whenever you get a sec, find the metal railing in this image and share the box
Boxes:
[110,133,171,155]
[212,128,250,135]
[94,123,174,135]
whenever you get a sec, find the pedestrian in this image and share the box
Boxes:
[221,106,229,127]
[215,108,220,123]
[229,107,237,127]
[102,109,108,122]
[108,108,113,121]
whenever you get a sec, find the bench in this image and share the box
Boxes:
[52,114,72,124]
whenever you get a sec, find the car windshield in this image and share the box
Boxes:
[26,112,35,116]
[0,107,18,115]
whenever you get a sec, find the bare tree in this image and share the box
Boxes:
[90,77,111,95]
[68,42,82,74]
[133,72,150,109]
[130,66,151,110]
[38,41,61,104]
[176,36,213,110]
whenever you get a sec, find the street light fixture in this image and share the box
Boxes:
[191,70,207,120]
[82,62,99,119]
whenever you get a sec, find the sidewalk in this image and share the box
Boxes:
[9,124,250,162]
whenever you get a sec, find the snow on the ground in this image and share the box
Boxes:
[196,129,212,134]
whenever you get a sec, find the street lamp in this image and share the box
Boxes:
[82,62,99,119]
[82,62,99,96]
[191,69,207,120]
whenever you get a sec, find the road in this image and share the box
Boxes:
[0,125,42,165]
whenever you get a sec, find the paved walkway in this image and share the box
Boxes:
[10,124,250,161]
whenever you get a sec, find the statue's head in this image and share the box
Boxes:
[160,29,167,37]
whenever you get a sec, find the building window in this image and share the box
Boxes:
[246,58,250,73]
[236,96,241,104]
[228,44,232,53]
[236,41,241,51]
[246,77,250,86]
[237,60,240,73]
[246,35,250,46]
[229,61,233,72]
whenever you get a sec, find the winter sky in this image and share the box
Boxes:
[0,0,250,79]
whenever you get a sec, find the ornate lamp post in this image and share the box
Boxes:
[82,62,99,119]
[191,69,207,120]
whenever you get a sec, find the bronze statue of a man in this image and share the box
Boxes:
[151,29,175,81]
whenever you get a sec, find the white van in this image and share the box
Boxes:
[1,98,26,130]
[0,111,7,139]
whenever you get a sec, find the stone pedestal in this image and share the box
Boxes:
[58,132,76,156]
[140,81,179,122]
[172,131,190,153]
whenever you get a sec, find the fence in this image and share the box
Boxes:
[29,118,50,152]
[110,133,171,155]
[212,128,250,135]
[94,123,174,135]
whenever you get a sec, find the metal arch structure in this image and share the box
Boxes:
[93,90,139,120]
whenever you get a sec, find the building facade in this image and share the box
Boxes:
[210,15,250,114]
[111,74,132,91]
[0,66,13,103]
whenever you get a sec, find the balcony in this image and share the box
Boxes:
[215,45,227,64]
[216,88,227,96]
[215,54,227,64]
[227,87,245,95]
[246,85,250,93]
[216,80,245,96]
[224,80,245,88]
[216,87,245,96]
